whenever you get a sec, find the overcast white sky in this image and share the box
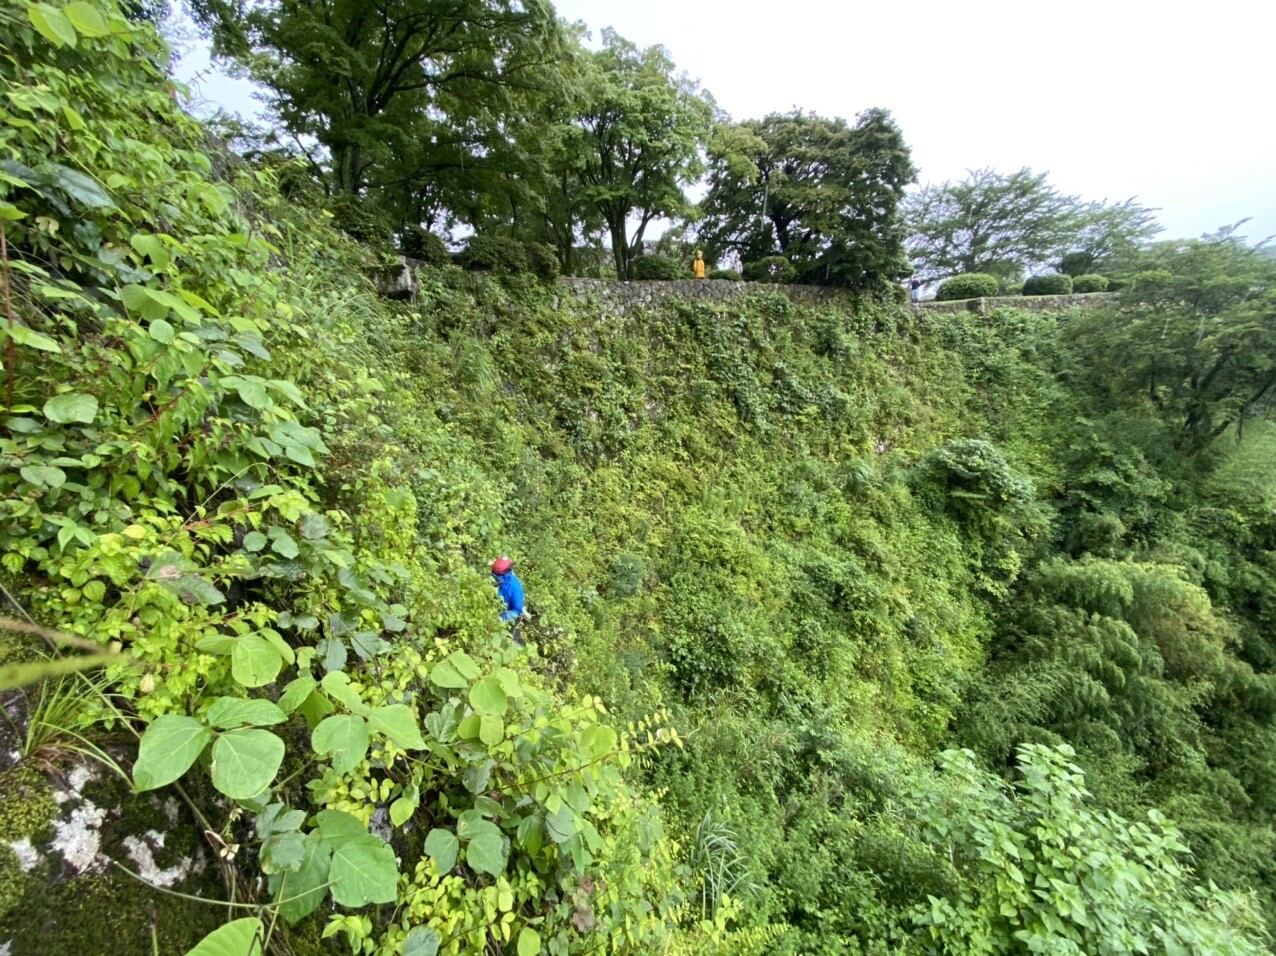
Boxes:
[175,0,1276,244]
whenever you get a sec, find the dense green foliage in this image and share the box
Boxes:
[631,254,688,281]
[700,110,916,290]
[936,273,1000,300]
[1021,273,1074,295]
[460,235,530,275]
[3,3,1276,955]
[190,0,563,213]
[1070,273,1109,293]
[741,255,798,284]
[563,30,713,280]
[906,167,1161,284]
[400,227,451,267]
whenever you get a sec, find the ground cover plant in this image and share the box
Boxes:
[2,2,1275,954]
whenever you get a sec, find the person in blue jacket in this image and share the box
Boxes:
[490,556,525,642]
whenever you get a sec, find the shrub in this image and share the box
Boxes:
[1059,251,1093,276]
[631,254,687,280]
[707,268,742,281]
[609,553,648,597]
[915,438,1034,535]
[1071,273,1109,293]
[325,194,393,249]
[1022,273,1074,296]
[460,234,529,273]
[524,242,561,282]
[935,273,999,301]
[399,225,450,265]
[742,256,797,284]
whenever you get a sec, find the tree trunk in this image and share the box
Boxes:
[609,217,629,278]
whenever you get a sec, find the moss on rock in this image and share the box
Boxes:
[0,758,224,954]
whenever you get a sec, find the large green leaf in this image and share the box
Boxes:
[184,917,264,956]
[26,4,77,49]
[516,815,544,856]
[580,725,617,761]
[210,729,285,799]
[272,836,331,924]
[423,828,459,874]
[478,714,505,746]
[429,650,480,689]
[312,714,369,773]
[205,697,286,729]
[319,671,368,715]
[367,704,426,750]
[403,927,441,956]
[260,830,305,875]
[329,834,398,907]
[469,676,508,716]
[134,716,212,792]
[277,674,316,713]
[43,393,98,424]
[463,822,507,877]
[428,660,468,689]
[315,809,367,848]
[545,804,579,845]
[121,284,171,322]
[7,324,61,353]
[148,318,175,343]
[63,1,111,36]
[517,928,541,956]
[42,164,113,208]
[231,635,283,688]
[20,465,66,488]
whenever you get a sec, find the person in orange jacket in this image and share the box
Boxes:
[693,249,706,280]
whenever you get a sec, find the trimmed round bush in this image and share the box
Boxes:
[707,268,742,281]
[399,226,450,265]
[936,273,999,301]
[631,254,687,280]
[1071,274,1109,293]
[742,256,797,284]
[524,242,561,282]
[1021,273,1073,296]
[460,235,529,274]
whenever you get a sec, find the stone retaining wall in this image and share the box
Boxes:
[558,279,1114,315]
[913,292,1115,315]
[380,264,1116,316]
[558,277,848,309]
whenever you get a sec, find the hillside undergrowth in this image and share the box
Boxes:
[2,3,1275,954]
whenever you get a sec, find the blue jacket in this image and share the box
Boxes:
[492,570,524,622]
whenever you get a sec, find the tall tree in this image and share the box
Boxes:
[698,109,916,290]
[905,167,1081,283]
[564,29,713,279]
[1059,197,1163,276]
[1073,228,1276,450]
[189,0,565,214]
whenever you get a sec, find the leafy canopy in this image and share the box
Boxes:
[699,109,916,290]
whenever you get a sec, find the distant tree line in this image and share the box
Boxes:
[190,0,1167,292]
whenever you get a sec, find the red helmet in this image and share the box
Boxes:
[491,556,513,574]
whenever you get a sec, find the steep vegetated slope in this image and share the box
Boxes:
[2,3,1275,955]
